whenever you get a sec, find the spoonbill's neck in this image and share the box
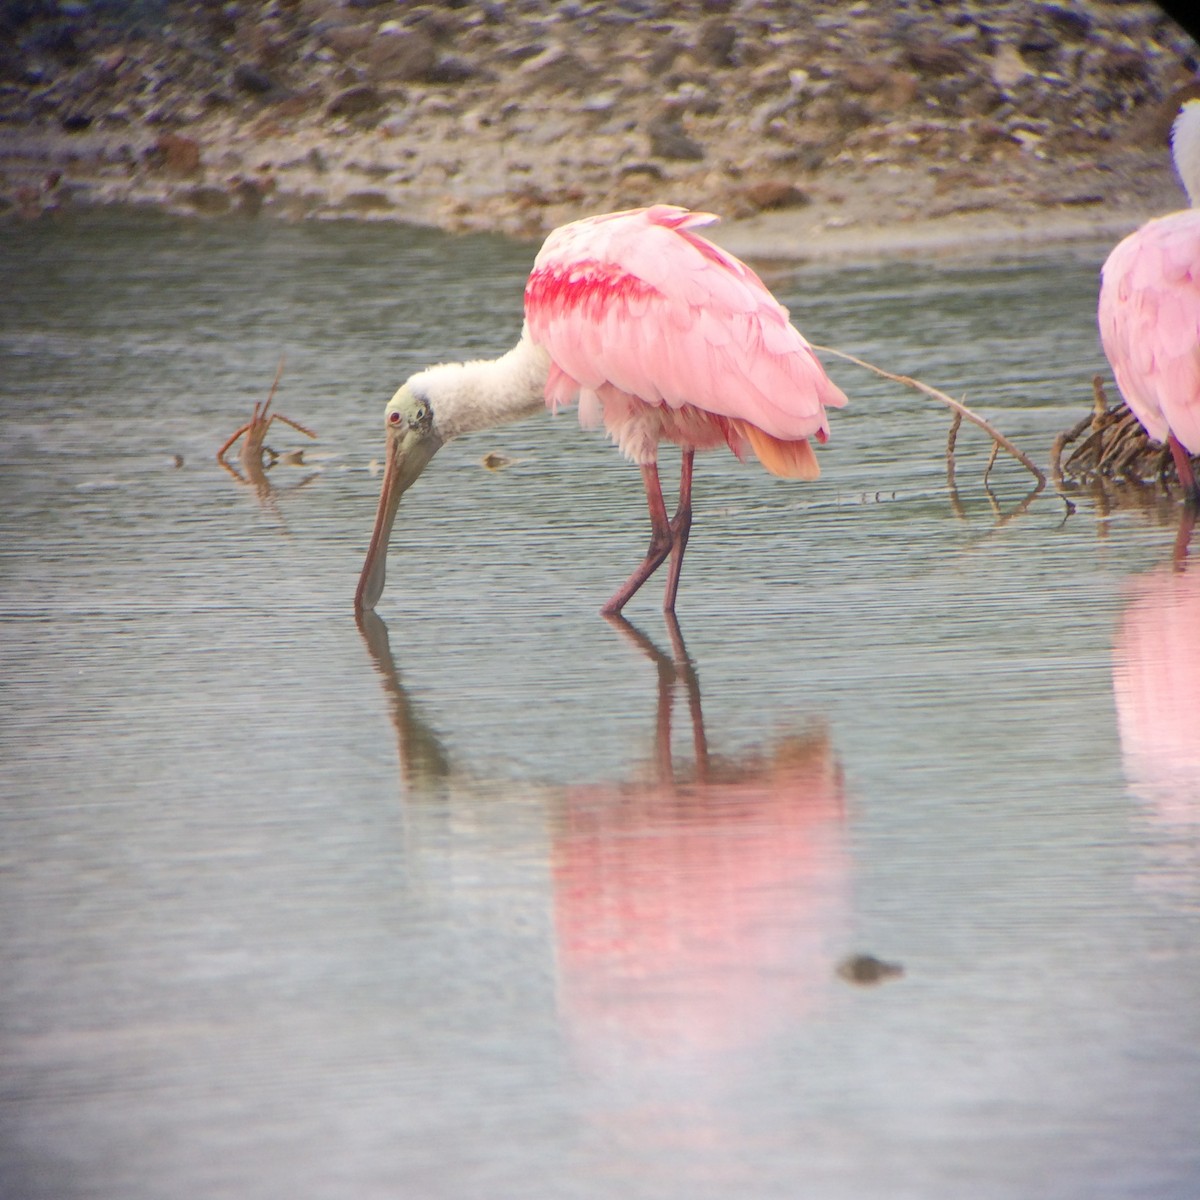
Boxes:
[1172,100,1200,208]
[413,330,551,442]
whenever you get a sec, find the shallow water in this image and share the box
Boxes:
[1,210,1197,1200]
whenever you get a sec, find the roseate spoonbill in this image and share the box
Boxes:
[1099,100,1200,504]
[355,204,848,616]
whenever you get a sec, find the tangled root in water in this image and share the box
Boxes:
[1051,376,1195,492]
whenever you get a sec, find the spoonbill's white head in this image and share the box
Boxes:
[355,381,445,614]
[1172,98,1200,207]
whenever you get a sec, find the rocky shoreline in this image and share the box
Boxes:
[1,1,1198,261]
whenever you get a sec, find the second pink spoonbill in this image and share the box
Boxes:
[1099,99,1200,504]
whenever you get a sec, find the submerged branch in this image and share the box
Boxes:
[813,344,1046,492]
[946,410,962,475]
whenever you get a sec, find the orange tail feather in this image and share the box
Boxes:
[739,422,821,480]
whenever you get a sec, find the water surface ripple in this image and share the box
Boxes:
[1,212,1197,1200]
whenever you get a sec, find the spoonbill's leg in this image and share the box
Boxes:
[1172,505,1197,568]
[1169,433,1200,506]
[663,449,694,613]
[601,462,673,617]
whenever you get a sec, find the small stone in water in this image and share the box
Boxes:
[837,954,905,985]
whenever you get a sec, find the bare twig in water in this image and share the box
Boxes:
[216,356,316,467]
[945,412,967,517]
[216,357,319,535]
[813,344,1046,491]
[946,410,961,476]
[982,440,1001,488]
[988,482,1043,529]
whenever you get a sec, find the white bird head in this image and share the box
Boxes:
[1171,97,1200,208]
[355,381,445,614]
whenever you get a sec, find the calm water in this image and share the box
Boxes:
[1,210,1197,1200]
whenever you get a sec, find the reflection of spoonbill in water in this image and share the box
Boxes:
[1112,539,1200,828]
[355,609,455,791]
[1112,535,1200,902]
[1099,100,1200,504]
[355,205,848,618]
[554,615,849,1080]
[353,609,850,1082]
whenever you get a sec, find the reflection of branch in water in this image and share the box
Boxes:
[355,610,454,790]
[984,481,1044,529]
[1048,421,1196,542]
[218,450,320,536]
[946,466,1043,529]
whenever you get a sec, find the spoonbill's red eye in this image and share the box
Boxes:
[388,411,402,425]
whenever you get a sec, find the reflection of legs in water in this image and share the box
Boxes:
[603,610,709,784]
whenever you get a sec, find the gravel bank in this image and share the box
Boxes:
[1,1,1198,260]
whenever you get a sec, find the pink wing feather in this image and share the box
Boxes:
[1099,208,1200,455]
[524,205,847,477]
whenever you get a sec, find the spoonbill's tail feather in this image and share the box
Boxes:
[738,424,822,480]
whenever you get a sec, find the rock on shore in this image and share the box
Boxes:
[1,1,1197,256]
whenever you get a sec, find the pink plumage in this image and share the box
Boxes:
[1099,101,1200,501]
[524,205,847,479]
[357,204,850,619]
[1099,210,1200,453]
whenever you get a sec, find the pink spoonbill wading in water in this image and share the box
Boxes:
[355,204,848,617]
[1099,99,1200,506]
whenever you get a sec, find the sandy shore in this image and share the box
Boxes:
[1,2,1196,264]
[709,179,1178,265]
